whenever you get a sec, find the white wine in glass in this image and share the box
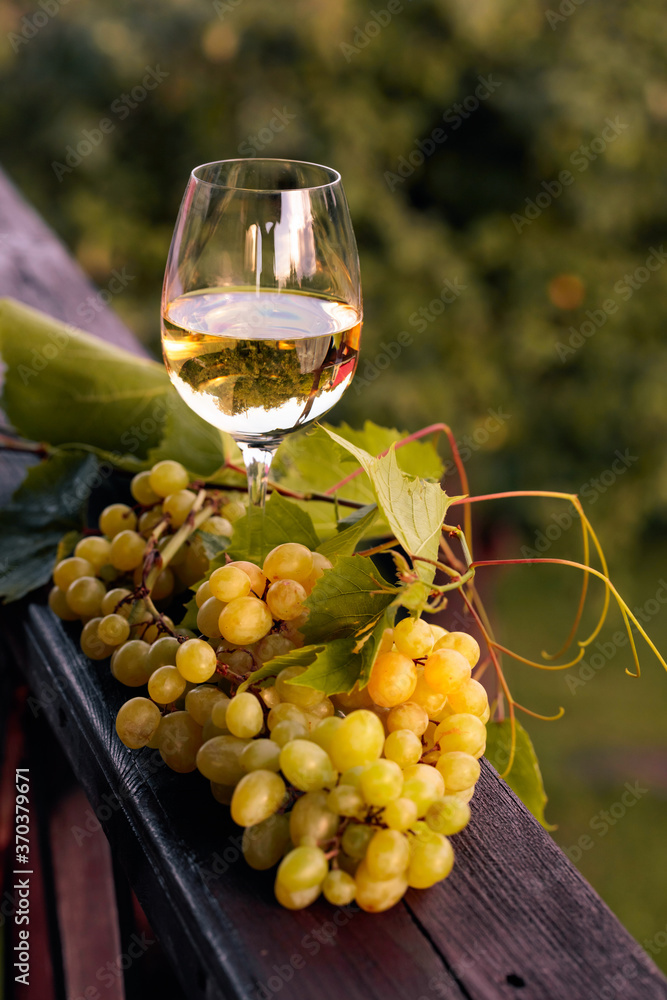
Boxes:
[161,159,362,507]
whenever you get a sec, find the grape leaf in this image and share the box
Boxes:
[195,530,231,561]
[287,636,361,695]
[484,719,555,830]
[227,492,320,565]
[316,505,378,559]
[179,592,200,631]
[301,555,398,643]
[0,450,98,602]
[322,428,452,585]
[239,644,326,690]
[357,607,397,687]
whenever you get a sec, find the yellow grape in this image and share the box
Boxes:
[393,617,434,659]
[149,460,189,498]
[341,823,374,859]
[276,845,328,891]
[279,739,337,792]
[240,739,281,773]
[205,515,233,537]
[322,869,356,906]
[275,666,324,709]
[210,565,252,602]
[176,638,217,683]
[97,614,130,646]
[197,597,225,639]
[386,701,429,736]
[434,713,486,757]
[446,678,489,717]
[66,576,106,617]
[157,710,203,772]
[226,692,264,738]
[434,631,481,668]
[210,695,231,730]
[426,796,471,836]
[54,555,95,590]
[110,530,146,572]
[366,829,410,880]
[359,759,403,806]
[146,635,180,671]
[148,665,186,705]
[367,651,417,708]
[163,489,196,528]
[185,684,228,725]
[382,797,419,832]
[309,716,344,754]
[130,470,161,506]
[138,507,164,537]
[80,618,115,660]
[227,560,267,597]
[354,859,408,912]
[195,581,213,608]
[436,751,481,791]
[326,784,364,817]
[271,718,309,747]
[407,831,454,889]
[74,536,111,571]
[99,503,137,538]
[429,624,448,642]
[333,683,374,712]
[401,764,445,815]
[328,710,385,772]
[100,587,134,618]
[48,585,79,621]
[242,813,291,870]
[231,770,286,827]
[266,580,307,621]
[263,543,313,584]
[115,697,162,749]
[411,672,448,716]
[274,881,321,910]
[219,597,272,645]
[267,703,307,731]
[110,639,153,686]
[196,734,250,784]
[289,790,339,847]
[303,552,332,593]
[423,648,471,696]
[383,730,422,769]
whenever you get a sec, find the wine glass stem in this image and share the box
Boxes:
[238,442,276,508]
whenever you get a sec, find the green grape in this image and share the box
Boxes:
[322,868,356,906]
[210,781,235,804]
[99,503,137,538]
[48,585,79,621]
[66,576,106,617]
[425,796,471,836]
[197,597,225,639]
[98,614,131,646]
[205,515,233,537]
[339,765,364,789]
[203,718,228,742]
[271,719,309,747]
[109,530,146,572]
[304,697,334,722]
[367,651,418,708]
[383,729,423,769]
[266,579,307,621]
[276,845,328,891]
[402,764,446,816]
[435,751,481,791]
[434,714,486,757]
[289,790,339,847]
[386,701,429,736]
[446,678,489,717]
[115,697,162,749]
[185,685,228,725]
[274,880,321,911]
[138,506,164,537]
[366,829,410,880]
[423,649,471,696]
[209,565,251,603]
[150,568,175,602]
[393,617,434,659]
[176,638,217,683]
[219,648,255,674]
[231,770,286,827]
[341,823,374,860]
[255,633,295,664]
[131,470,161,506]
[326,784,365,817]
[196,734,251,784]
[148,666,186,705]
[309,716,344,754]
[158,711,203,771]
[279,739,337,792]
[227,560,267,598]
[337,852,360,877]
[242,813,291,870]
[100,587,134,618]
[407,831,454,889]
[360,759,404,806]
[210,695,231,730]
[146,635,181,671]
[240,738,281,773]
[328,710,385,772]
[226,692,264,738]
[354,859,408,913]
[263,543,314,584]
[275,666,324,709]
[410,672,448,716]
[163,489,196,528]
[149,459,189,498]
[382,797,419,832]
[195,581,213,608]
[267,703,308,731]
[80,618,115,660]
[434,631,481,668]
[110,639,153,687]
[219,597,272,645]
[74,536,111,572]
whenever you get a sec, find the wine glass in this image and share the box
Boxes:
[161,158,362,507]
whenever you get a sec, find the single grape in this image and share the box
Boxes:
[209,565,251,603]
[240,739,281,773]
[446,678,489,717]
[158,711,203,772]
[109,530,146,572]
[366,829,410,880]
[227,560,267,597]
[66,576,106,617]
[149,460,189,498]
[196,734,250,784]
[263,543,313,584]
[322,869,356,906]
[367,651,418,708]
[274,880,321,911]
[386,701,429,736]
[304,697,334,723]
[151,568,175,602]
[259,685,281,710]
[195,581,213,608]
[360,759,404,807]
[267,703,308,731]
[48,585,79,621]
[99,503,137,538]
[429,624,448,642]
[205,515,233,537]
[328,710,385,772]
[130,470,161,506]
[333,683,374,712]
[98,614,131,646]
[266,579,307,621]
[309,716,344,754]
[226,692,264,739]
[434,713,486,757]
[302,552,332,594]
[383,729,422,769]
[146,635,180,671]
[410,671,448,716]
[341,823,374,860]
[402,764,446,816]
[74,536,111,572]
[242,813,291,870]
[271,718,309,747]
[80,618,115,660]
[435,751,481,791]
[354,859,408,913]
[393,617,434,659]
[425,796,471,836]
[407,831,454,889]
[279,739,337,792]
[255,633,295,664]
[210,695,231,730]
[231,770,286,827]
[434,631,481,668]
[210,781,235,804]
[197,597,225,639]
[138,507,164,537]
[326,784,365,817]
[176,638,217,683]
[115,697,161,749]
[185,685,228,725]
[111,639,153,687]
[101,587,134,619]
[223,500,246,523]
[148,665,186,705]
[289,790,339,847]
[339,765,365,789]
[423,648,471,696]
[219,597,272,645]
[382,797,419,832]
[163,489,196,528]
[276,845,328,891]
[275,665,324,709]
[452,785,476,804]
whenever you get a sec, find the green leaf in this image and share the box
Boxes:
[301,555,398,644]
[239,645,325,691]
[195,530,230,561]
[227,491,320,565]
[289,636,360,695]
[316,505,378,559]
[357,607,397,686]
[484,719,555,830]
[322,428,452,585]
[0,451,98,602]
[178,592,200,631]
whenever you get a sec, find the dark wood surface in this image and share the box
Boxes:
[2,165,667,1000]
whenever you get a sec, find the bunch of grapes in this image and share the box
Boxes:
[48,460,490,914]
